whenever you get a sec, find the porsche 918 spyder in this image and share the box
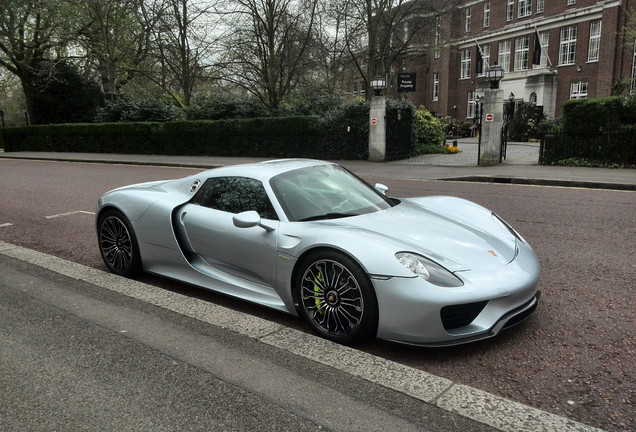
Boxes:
[96,159,540,346]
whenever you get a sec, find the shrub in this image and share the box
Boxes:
[439,115,472,137]
[185,94,268,120]
[412,107,445,155]
[508,102,545,141]
[95,95,182,122]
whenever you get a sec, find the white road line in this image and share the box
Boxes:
[45,210,95,219]
[0,223,13,228]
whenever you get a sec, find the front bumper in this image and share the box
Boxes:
[373,241,540,346]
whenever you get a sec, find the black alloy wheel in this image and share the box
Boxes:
[297,250,378,345]
[98,209,141,277]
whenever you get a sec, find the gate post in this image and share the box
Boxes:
[368,96,387,161]
[479,88,504,166]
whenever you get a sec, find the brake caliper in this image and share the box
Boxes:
[314,270,324,314]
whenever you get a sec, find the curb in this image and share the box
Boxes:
[0,240,605,432]
[441,176,636,191]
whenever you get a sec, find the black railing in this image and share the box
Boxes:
[540,131,636,165]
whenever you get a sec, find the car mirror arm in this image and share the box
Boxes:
[233,211,276,232]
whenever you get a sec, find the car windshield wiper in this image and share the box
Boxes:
[299,212,358,222]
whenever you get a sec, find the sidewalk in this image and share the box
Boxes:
[1,139,634,190]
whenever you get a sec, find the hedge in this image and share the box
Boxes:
[540,96,636,166]
[0,116,369,160]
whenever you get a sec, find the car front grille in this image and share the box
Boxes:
[441,301,488,330]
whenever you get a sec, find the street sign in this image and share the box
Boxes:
[397,73,416,92]
[485,113,494,122]
[371,118,377,125]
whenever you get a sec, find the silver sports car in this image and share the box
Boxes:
[97,159,540,346]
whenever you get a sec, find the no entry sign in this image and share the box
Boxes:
[485,113,494,122]
[371,118,377,125]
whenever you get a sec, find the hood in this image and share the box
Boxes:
[333,199,517,272]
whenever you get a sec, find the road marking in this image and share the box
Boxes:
[45,210,95,219]
[0,223,13,228]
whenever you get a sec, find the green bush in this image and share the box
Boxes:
[412,107,445,155]
[95,95,183,122]
[508,102,545,141]
[318,98,369,159]
[439,115,472,138]
[541,95,636,166]
[185,94,268,120]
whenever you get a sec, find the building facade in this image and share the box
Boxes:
[389,0,633,120]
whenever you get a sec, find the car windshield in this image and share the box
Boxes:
[269,164,395,222]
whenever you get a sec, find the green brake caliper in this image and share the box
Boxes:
[314,270,324,314]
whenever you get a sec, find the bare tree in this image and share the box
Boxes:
[220,0,318,115]
[140,0,222,107]
[76,0,151,94]
[335,0,459,99]
[0,0,76,123]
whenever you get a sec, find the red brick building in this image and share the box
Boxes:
[388,0,633,120]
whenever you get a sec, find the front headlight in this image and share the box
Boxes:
[396,252,464,287]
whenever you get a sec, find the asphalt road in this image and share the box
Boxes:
[0,159,634,431]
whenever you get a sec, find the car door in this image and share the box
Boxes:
[176,176,279,289]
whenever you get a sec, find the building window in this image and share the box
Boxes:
[518,0,531,18]
[461,49,471,79]
[537,31,549,68]
[515,36,529,71]
[499,40,511,72]
[467,91,476,118]
[465,8,471,33]
[537,0,544,13]
[478,44,490,76]
[434,16,441,59]
[507,0,514,21]
[433,73,439,101]
[567,0,576,5]
[483,2,490,28]
[588,21,601,62]
[570,81,588,99]
[559,26,577,66]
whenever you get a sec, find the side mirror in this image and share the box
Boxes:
[375,183,389,195]
[233,211,276,232]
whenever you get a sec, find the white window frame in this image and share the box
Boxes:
[434,16,441,59]
[567,0,576,5]
[433,73,439,101]
[518,0,531,18]
[537,31,549,69]
[559,26,577,66]
[507,0,514,21]
[588,21,601,62]
[537,0,544,13]
[515,36,529,71]
[499,40,511,72]
[461,49,471,79]
[478,44,490,76]
[483,2,490,28]
[570,81,588,99]
[467,91,476,118]
[465,8,471,33]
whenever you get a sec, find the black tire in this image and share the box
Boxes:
[296,250,378,345]
[97,209,142,277]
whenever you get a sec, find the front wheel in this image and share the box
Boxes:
[97,209,141,277]
[296,251,378,345]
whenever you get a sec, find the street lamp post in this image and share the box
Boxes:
[479,65,505,166]
[368,75,387,161]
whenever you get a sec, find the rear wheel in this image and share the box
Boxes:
[296,250,378,345]
[98,209,141,277]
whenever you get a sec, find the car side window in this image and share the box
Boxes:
[191,177,278,220]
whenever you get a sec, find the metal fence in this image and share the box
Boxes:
[539,131,636,165]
